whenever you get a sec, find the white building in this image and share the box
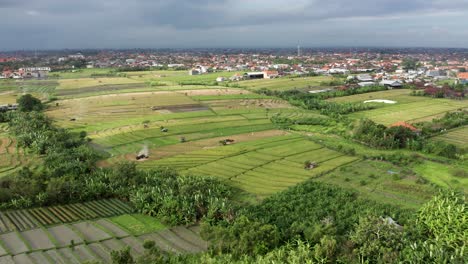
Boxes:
[380,80,403,88]
[358,82,375,87]
[69,53,85,59]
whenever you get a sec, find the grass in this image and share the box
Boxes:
[109,214,166,236]
[238,75,337,91]
[57,77,144,90]
[411,161,467,193]
[432,125,468,149]
[315,160,438,209]
[53,68,118,79]
[46,91,201,128]
[348,96,467,125]
[327,89,424,104]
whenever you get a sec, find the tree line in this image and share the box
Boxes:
[109,184,466,264]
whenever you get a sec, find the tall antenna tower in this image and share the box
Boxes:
[297,45,301,57]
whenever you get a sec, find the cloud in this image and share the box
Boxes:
[0,0,467,50]
[25,10,39,16]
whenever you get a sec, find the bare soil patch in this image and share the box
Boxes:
[12,254,34,264]
[72,222,112,242]
[73,245,96,263]
[45,250,68,264]
[21,228,55,250]
[95,219,129,237]
[56,83,147,96]
[47,225,83,246]
[0,232,28,254]
[176,88,251,96]
[28,252,50,264]
[153,104,210,113]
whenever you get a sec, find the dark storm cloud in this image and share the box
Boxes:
[0,0,467,50]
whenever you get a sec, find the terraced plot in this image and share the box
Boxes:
[57,77,144,90]
[96,117,276,157]
[0,136,33,178]
[144,134,358,198]
[349,98,467,125]
[0,216,207,263]
[46,91,200,126]
[238,75,336,91]
[0,199,132,233]
[432,125,468,149]
[316,160,440,209]
[327,89,423,104]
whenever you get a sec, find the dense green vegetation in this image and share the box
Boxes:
[111,189,466,264]
[353,111,467,158]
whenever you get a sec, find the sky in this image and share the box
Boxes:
[1,0,467,50]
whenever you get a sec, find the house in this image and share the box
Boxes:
[329,68,350,74]
[263,70,279,79]
[68,53,85,59]
[358,82,375,87]
[389,121,421,134]
[230,73,244,81]
[426,70,441,78]
[380,80,403,89]
[0,104,18,112]
[357,74,373,82]
[309,88,333,94]
[244,72,264,79]
[188,69,200,75]
[19,67,51,78]
[458,72,468,85]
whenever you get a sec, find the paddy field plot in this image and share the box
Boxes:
[0,79,57,102]
[327,89,423,104]
[315,160,439,209]
[0,135,34,179]
[238,75,336,91]
[0,212,207,263]
[432,125,468,150]
[348,96,467,125]
[143,134,359,199]
[46,91,203,128]
[411,161,467,193]
[57,77,144,90]
[0,199,132,233]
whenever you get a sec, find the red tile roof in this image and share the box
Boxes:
[458,72,468,79]
[389,121,419,132]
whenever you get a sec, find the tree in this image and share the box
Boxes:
[402,191,467,263]
[350,216,403,263]
[402,58,420,71]
[17,94,43,112]
[111,246,135,264]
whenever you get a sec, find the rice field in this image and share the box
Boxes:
[349,96,467,125]
[315,160,439,209]
[0,136,34,178]
[141,134,359,199]
[432,126,468,149]
[411,161,468,193]
[0,214,206,263]
[57,77,144,90]
[0,199,132,233]
[327,89,425,104]
[238,75,337,91]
